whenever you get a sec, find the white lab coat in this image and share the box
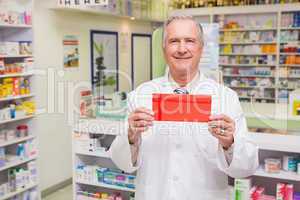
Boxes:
[109,73,259,200]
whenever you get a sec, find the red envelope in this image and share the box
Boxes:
[152,93,212,122]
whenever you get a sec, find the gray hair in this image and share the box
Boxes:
[162,14,204,48]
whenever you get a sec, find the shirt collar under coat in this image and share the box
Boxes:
[160,68,207,93]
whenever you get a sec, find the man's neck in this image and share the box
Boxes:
[169,70,198,87]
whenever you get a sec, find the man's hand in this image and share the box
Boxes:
[128,107,154,145]
[208,114,235,150]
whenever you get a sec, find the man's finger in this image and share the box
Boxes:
[134,107,154,116]
[133,120,153,128]
[208,120,231,129]
[209,114,234,123]
[130,112,154,121]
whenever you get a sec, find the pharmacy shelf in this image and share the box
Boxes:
[279,76,300,79]
[277,87,296,90]
[220,41,276,45]
[239,96,275,100]
[75,150,110,158]
[220,53,276,56]
[0,135,35,148]
[220,27,277,32]
[280,53,300,55]
[229,86,276,89]
[280,64,300,67]
[0,94,34,102]
[0,115,35,125]
[254,167,300,181]
[280,41,299,44]
[0,156,37,172]
[1,0,39,198]
[0,182,37,200]
[0,72,34,78]
[76,180,135,193]
[0,24,32,29]
[223,74,274,78]
[280,27,300,30]
[0,55,33,58]
[248,132,300,153]
[220,64,276,67]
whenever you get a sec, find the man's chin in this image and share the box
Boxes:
[172,64,193,72]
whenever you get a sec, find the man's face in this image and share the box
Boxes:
[163,19,203,76]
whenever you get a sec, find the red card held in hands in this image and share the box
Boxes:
[152,93,212,122]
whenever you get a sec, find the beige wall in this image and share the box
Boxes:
[33,0,153,190]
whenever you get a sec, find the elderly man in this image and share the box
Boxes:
[109,14,258,200]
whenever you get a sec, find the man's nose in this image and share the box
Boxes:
[177,40,187,54]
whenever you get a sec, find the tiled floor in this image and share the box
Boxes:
[43,185,73,200]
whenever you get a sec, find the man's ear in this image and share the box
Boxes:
[162,46,167,58]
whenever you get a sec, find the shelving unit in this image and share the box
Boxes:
[0,24,32,29]
[0,55,33,58]
[0,115,35,125]
[0,183,37,200]
[223,75,275,78]
[73,118,134,200]
[220,53,277,56]
[171,4,300,196]
[76,180,136,193]
[0,156,37,172]
[0,94,35,102]
[0,0,39,199]
[0,135,35,148]
[219,64,276,67]
[172,4,300,104]
[75,150,110,158]
[254,168,300,181]
[73,118,300,199]
[219,41,277,45]
[220,28,277,32]
[0,72,34,79]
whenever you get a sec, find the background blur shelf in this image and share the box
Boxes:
[220,53,277,56]
[0,115,35,125]
[280,27,300,30]
[0,24,32,29]
[0,156,37,172]
[220,41,277,45]
[76,180,135,193]
[220,64,276,67]
[0,55,33,58]
[0,94,34,102]
[223,74,275,78]
[254,167,300,181]
[249,132,300,153]
[75,150,110,158]
[0,72,34,78]
[0,135,35,148]
[220,28,277,32]
[0,182,37,200]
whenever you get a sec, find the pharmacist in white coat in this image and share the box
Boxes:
[109,14,259,200]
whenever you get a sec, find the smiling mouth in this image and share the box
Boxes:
[174,57,192,60]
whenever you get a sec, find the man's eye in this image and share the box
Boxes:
[186,39,195,43]
[169,40,178,43]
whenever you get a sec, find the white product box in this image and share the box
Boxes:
[0,42,19,56]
